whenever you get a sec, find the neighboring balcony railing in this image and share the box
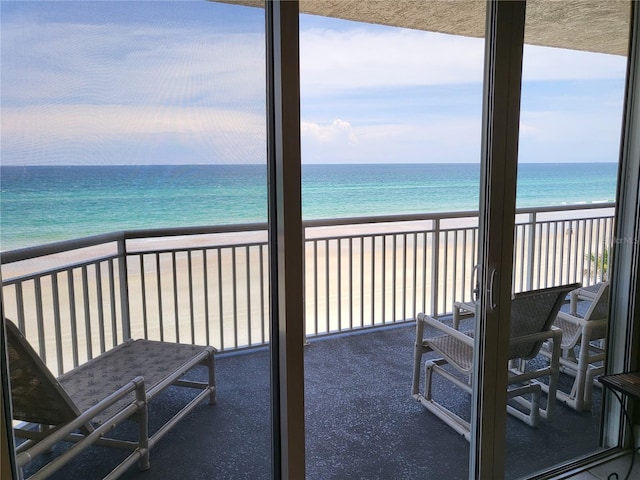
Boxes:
[1,204,614,377]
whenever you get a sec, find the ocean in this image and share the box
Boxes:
[0,163,617,251]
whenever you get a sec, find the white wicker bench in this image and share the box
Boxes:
[7,319,216,480]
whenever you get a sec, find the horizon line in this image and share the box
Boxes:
[0,161,620,167]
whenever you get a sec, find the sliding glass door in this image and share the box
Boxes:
[503,1,630,478]
[477,1,636,478]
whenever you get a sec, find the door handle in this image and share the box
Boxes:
[488,268,498,310]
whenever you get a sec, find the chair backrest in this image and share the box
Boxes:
[583,282,610,322]
[5,319,82,425]
[509,284,580,360]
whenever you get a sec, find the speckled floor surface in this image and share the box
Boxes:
[18,320,602,480]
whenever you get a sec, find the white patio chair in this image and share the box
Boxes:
[412,284,579,441]
[541,282,609,411]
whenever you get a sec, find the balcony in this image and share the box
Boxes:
[2,203,614,479]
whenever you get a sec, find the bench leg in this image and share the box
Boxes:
[136,382,151,471]
[208,354,217,405]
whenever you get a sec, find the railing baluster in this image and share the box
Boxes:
[117,237,130,342]
[203,249,210,346]
[359,236,364,328]
[594,218,603,283]
[452,230,459,313]
[81,265,92,360]
[559,221,567,284]
[313,240,318,335]
[569,220,577,283]
[259,245,266,344]
[66,271,78,367]
[349,237,354,330]
[392,235,397,323]
[139,255,148,340]
[172,251,179,343]
[586,219,594,284]
[96,261,106,353]
[381,235,387,323]
[15,281,26,332]
[442,230,449,316]
[371,236,376,325]
[518,224,526,292]
[188,250,195,345]
[34,277,46,362]
[422,232,428,314]
[535,223,542,289]
[527,212,536,290]
[216,248,224,349]
[431,220,440,318]
[108,259,118,347]
[232,247,238,348]
[246,246,252,345]
[337,238,342,330]
[551,221,557,285]
[52,273,63,375]
[579,219,587,284]
[412,232,418,320]
[154,253,163,342]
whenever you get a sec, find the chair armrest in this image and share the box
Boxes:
[417,313,474,347]
[16,376,147,469]
[511,326,562,346]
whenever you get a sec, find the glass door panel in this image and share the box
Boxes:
[505,1,630,477]
[299,3,486,478]
[1,2,271,478]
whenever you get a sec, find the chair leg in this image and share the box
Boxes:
[583,364,605,411]
[412,318,426,397]
[425,361,435,401]
[508,382,542,427]
[419,359,472,441]
[542,329,562,422]
[452,304,461,329]
[135,382,151,471]
[208,354,217,405]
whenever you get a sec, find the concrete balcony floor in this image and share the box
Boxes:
[20,322,603,480]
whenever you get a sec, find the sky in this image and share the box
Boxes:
[0,1,629,166]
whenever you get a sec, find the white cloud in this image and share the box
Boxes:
[2,105,265,139]
[1,21,265,107]
[1,16,268,164]
[301,117,482,164]
[522,45,626,82]
[299,28,626,96]
[0,7,628,166]
[301,119,358,144]
[300,28,484,94]
[518,109,623,162]
[1,105,266,165]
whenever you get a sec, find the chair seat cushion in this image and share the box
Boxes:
[59,339,211,424]
[425,330,475,374]
[554,317,582,349]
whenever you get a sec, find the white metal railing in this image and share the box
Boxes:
[1,204,614,376]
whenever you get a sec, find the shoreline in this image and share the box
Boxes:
[1,163,618,252]
[1,203,616,254]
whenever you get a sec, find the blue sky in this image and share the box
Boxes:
[0,1,629,165]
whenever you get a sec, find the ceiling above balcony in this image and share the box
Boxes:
[217,0,630,56]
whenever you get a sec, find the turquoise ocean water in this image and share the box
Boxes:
[0,163,617,251]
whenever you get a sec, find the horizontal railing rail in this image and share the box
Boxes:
[2,203,615,376]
